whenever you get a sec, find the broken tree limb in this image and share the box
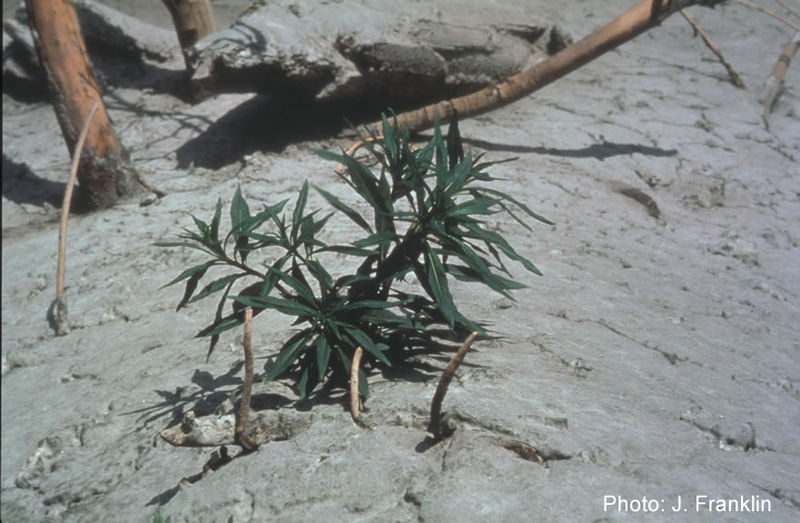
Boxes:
[55,101,98,336]
[386,0,727,134]
[162,0,217,71]
[680,9,744,88]
[25,0,144,208]
[761,32,800,116]
[430,331,478,439]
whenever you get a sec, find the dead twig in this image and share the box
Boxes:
[350,346,364,421]
[680,9,745,88]
[430,331,478,439]
[775,0,800,21]
[732,0,800,32]
[234,307,258,451]
[762,32,800,116]
[55,101,99,336]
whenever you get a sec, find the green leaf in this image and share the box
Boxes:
[291,181,310,242]
[230,294,316,318]
[338,299,397,311]
[423,247,456,327]
[317,245,379,257]
[460,222,542,275]
[336,347,369,397]
[161,261,215,289]
[352,230,396,248]
[298,367,311,400]
[315,186,373,233]
[176,261,216,310]
[360,308,415,329]
[187,273,244,305]
[433,118,449,185]
[445,263,524,298]
[359,368,369,397]
[231,186,252,260]
[446,111,464,170]
[450,196,499,217]
[480,187,554,226]
[315,335,330,381]
[446,151,474,196]
[305,258,333,296]
[205,277,237,360]
[265,330,312,381]
[197,314,240,338]
[265,265,318,306]
[231,186,251,232]
[343,326,391,366]
[191,215,210,239]
[210,198,223,245]
[381,113,398,166]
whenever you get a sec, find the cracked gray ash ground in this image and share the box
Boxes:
[2,0,799,521]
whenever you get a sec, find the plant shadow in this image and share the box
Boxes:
[125,364,246,429]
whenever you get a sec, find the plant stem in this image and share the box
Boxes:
[235,307,258,451]
[430,331,478,438]
[350,346,364,421]
[55,101,99,336]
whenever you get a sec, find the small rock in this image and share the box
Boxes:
[712,421,756,451]
[493,298,516,310]
[709,238,759,266]
[139,192,159,207]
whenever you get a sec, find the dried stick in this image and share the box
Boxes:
[234,307,258,450]
[430,331,478,438]
[762,32,800,115]
[680,9,745,88]
[774,0,800,20]
[732,0,800,31]
[55,101,98,336]
[350,346,364,421]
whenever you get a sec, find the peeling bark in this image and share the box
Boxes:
[25,0,143,209]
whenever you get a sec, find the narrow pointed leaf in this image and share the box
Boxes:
[188,273,244,305]
[315,335,330,381]
[315,186,373,233]
[424,247,456,327]
[265,331,312,381]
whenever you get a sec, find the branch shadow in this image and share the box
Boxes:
[1,154,66,208]
[172,94,393,170]
[418,135,679,159]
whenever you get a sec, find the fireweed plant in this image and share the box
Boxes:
[158,115,552,400]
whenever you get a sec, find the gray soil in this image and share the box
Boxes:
[2,1,799,522]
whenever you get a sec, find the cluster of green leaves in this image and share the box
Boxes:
[158,115,551,399]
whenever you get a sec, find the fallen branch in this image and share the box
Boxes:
[234,307,258,451]
[161,0,217,72]
[55,101,99,336]
[732,0,800,31]
[26,0,144,208]
[680,9,744,88]
[383,0,726,133]
[430,331,478,439]
[761,32,800,116]
[350,346,364,422]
